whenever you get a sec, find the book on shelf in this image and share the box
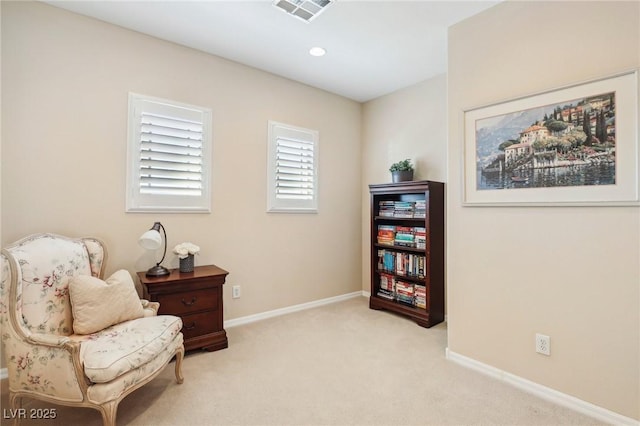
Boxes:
[414,227,426,249]
[378,199,428,219]
[393,201,415,218]
[413,199,426,218]
[379,273,395,292]
[376,265,427,308]
[395,280,415,305]
[377,289,395,300]
[395,280,414,292]
[377,226,427,249]
[414,284,427,309]
[377,225,396,245]
[376,276,427,309]
[378,200,396,217]
[377,250,384,271]
[377,249,426,278]
[395,254,406,276]
[394,226,415,247]
[379,250,396,273]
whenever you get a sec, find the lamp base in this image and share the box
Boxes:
[146,264,170,277]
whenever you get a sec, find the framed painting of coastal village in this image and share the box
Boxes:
[463,70,638,206]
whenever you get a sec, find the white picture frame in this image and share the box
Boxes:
[463,70,638,206]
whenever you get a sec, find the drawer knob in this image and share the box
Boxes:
[181,296,198,306]
[183,322,197,330]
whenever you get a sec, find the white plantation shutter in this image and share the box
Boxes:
[127,94,212,212]
[139,113,203,196]
[268,121,318,212]
[276,138,314,200]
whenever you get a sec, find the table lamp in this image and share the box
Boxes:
[139,222,170,277]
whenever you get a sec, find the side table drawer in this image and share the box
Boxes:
[180,311,220,340]
[138,265,228,352]
[156,288,218,315]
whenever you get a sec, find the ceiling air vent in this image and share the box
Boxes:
[272,0,334,23]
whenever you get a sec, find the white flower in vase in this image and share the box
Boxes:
[172,242,200,259]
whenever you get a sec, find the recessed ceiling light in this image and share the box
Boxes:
[309,47,326,57]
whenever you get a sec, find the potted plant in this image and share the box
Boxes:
[389,159,414,182]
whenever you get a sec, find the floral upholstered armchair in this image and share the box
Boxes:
[0,233,185,426]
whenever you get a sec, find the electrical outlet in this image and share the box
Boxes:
[535,333,550,356]
[232,285,241,299]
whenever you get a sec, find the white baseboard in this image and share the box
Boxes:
[224,291,365,329]
[446,348,639,426]
[1,368,7,379]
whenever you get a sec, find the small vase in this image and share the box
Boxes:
[179,254,195,273]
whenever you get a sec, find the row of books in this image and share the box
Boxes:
[378,200,426,218]
[377,249,426,279]
[377,273,427,309]
[377,225,426,249]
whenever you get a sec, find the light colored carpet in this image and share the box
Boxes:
[1,297,603,425]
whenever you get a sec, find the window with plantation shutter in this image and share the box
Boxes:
[127,93,212,212]
[267,121,318,213]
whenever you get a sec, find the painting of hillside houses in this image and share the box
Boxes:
[475,92,616,190]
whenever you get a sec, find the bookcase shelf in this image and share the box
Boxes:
[374,216,425,222]
[374,243,425,254]
[369,180,445,328]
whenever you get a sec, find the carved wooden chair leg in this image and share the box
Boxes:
[9,393,22,426]
[175,347,185,384]
[99,400,118,426]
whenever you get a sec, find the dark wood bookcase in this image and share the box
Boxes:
[369,180,444,328]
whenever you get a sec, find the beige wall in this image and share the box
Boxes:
[362,75,448,186]
[360,75,448,291]
[447,1,639,420]
[1,0,362,330]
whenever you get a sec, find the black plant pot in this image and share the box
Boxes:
[391,170,414,183]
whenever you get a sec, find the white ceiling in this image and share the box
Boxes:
[45,0,500,102]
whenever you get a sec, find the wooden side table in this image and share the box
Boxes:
[138,264,229,352]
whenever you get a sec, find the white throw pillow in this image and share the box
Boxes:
[69,269,144,335]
